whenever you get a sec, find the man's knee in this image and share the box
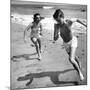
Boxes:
[69,57,75,63]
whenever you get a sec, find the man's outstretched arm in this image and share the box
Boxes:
[76,19,87,27]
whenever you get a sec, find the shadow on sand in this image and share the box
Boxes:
[17,69,79,86]
[11,53,38,61]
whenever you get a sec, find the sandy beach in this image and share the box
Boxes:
[11,2,87,90]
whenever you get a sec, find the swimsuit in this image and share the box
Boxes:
[30,22,42,39]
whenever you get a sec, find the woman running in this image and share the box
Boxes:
[24,13,43,60]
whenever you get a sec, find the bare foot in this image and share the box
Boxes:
[38,55,42,60]
[79,72,84,81]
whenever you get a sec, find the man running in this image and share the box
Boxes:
[53,9,86,81]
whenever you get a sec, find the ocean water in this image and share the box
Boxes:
[11,3,87,39]
[11,4,87,18]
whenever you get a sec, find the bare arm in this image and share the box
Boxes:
[65,18,87,27]
[40,23,43,36]
[24,23,31,38]
[24,23,31,42]
[76,19,87,27]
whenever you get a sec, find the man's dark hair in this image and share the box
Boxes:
[53,9,64,20]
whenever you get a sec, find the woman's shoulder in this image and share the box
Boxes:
[27,22,33,27]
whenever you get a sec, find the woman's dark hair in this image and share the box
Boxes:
[53,9,64,20]
[33,13,40,20]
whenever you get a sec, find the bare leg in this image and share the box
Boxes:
[69,46,84,81]
[75,56,81,68]
[31,38,41,60]
[37,38,41,53]
[67,47,81,68]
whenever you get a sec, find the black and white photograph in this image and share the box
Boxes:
[10,0,87,89]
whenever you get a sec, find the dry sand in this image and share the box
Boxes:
[10,4,87,89]
[11,22,87,89]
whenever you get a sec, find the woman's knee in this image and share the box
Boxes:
[33,38,37,42]
[31,38,37,43]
